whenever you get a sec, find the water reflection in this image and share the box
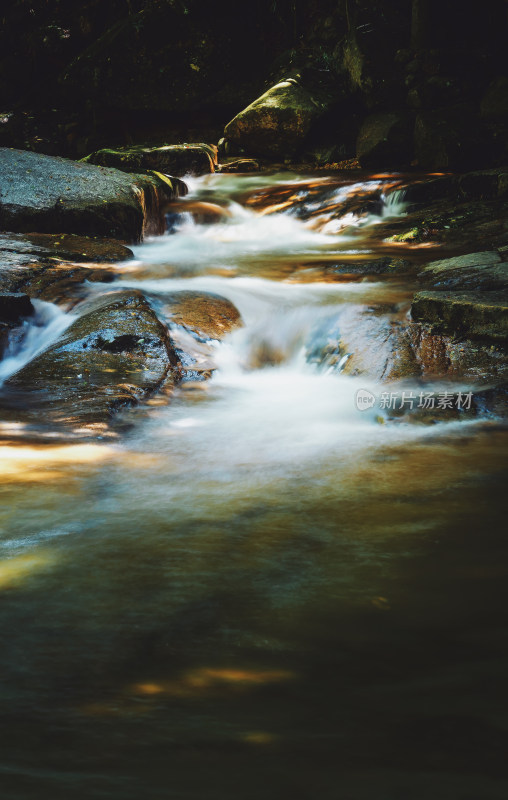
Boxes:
[0,172,507,800]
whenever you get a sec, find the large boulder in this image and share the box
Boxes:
[82,144,217,177]
[3,290,180,430]
[356,111,414,169]
[0,148,186,242]
[223,79,329,159]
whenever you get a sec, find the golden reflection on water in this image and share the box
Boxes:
[81,668,296,718]
[0,551,56,589]
[131,667,295,698]
[0,442,112,482]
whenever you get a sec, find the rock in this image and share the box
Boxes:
[399,176,459,209]
[458,170,508,201]
[481,77,508,120]
[223,79,328,159]
[155,291,241,341]
[305,305,420,383]
[414,106,488,171]
[3,290,180,430]
[150,291,242,381]
[418,251,508,291]
[411,290,508,341]
[218,159,260,173]
[0,233,131,305]
[328,257,414,276]
[0,232,132,266]
[356,112,414,169]
[0,292,34,324]
[0,148,185,242]
[82,144,216,177]
[407,325,508,384]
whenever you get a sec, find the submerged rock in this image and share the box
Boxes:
[223,79,328,159]
[4,290,180,430]
[0,148,184,241]
[82,144,216,177]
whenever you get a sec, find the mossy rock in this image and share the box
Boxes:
[82,145,216,178]
[411,290,508,341]
[224,79,329,159]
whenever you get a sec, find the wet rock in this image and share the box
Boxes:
[0,292,34,324]
[306,305,420,383]
[356,112,415,170]
[223,79,329,159]
[418,251,508,291]
[406,324,508,384]
[0,148,183,242]
[82,144,216,178]
[218,159,260,173]
[0,233,133,264]
[150,291,242,381]
[399,176,459,209]
[4,290,180,430]
[156,291,241,341]
[411,290,508,341]
[0,233,130,305]
[329,257,414,276]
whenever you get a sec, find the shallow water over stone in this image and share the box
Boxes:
[0,173,507,800]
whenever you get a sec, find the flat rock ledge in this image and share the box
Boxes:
[411,290,508,341]
[0,233,132,306]
[0,147,187,242]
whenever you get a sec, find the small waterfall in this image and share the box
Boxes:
[381,186,407,217]
[0,299,74,386]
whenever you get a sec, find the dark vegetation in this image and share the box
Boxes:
[1,0,506,168]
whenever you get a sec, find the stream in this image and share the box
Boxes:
[0,173,507,800]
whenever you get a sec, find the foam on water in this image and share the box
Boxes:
[0,300,74,386]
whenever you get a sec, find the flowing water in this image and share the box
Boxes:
[0,173,507,800]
